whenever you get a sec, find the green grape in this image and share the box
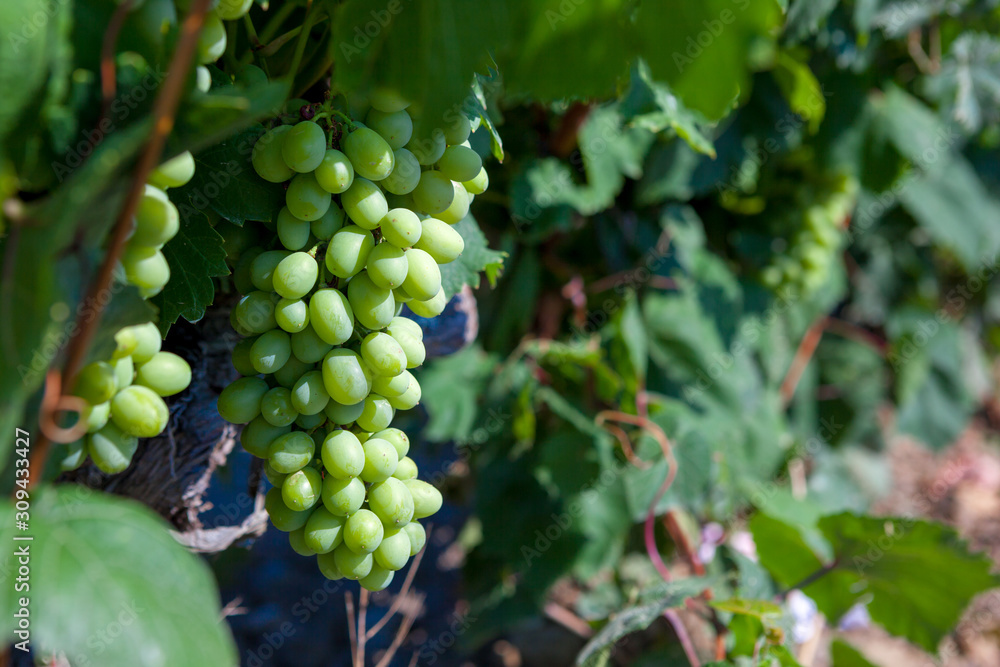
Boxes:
[308,289,355,345]
[360,438,398,483]
[217,376,269,424]
[402,521,426,556]
[250,329,291,374]
[304,507,346,553]
[282,467,323,511]
[369,88,410,113]
[356,394,394,432]
[274,352,313,387]
[297,412,326,429]
[321,349,372,405]
[393,456,418,481]
[372,371,411,399]
[372,427,409,459]
[342,127,395,181]
[443,114,471,145]
[290,325,334,363]
[126,322,163,363]
[359,563,394,591]
[365,242,408,289]
[344,509,384,554]
[251,249,292,292]
[111,356,134,392]
[366,109,413,150]
[367,478,414,528]
[407,130,446,165]
[286,172,332,221]
[235,63,268,88]
[252,125,294,183]
[414,217,465,263]
[235,291,278,334]
[436,181,471,224]
[315,148,355,194]
[132,185,179,246]
[380,148,421,195]
[275,298,310,333]
[281,120,327,173]
[388,316,423,341]
[325,225,375,278]
[219,222,260,265]
[273,252,319,300]
[322,475,366,516]
[195,65,211,93]
[288,527,316,557]
[60,439,87,472]
[290,370,330,415]
[276,208,311,251]
[384,191,418,211]
[360,332,407,376]
[121,244,170,294]
[216,0,253,20]
[341,178,388,229]
[317,551,344,580]
[197,11,226,64]
[241,416,291,457]
[347,272,395,330]
[437,145,482,182]
[73,361,116,404]
[393,288,412,304]
[112,327,139,359]
[268,430,315,473]
[311,203,345,239]
[264,459,288,486]
[462,167,489,195]
[407,288,447,318]
[82,401,111,434]
[401,248,441,301]
[260,387,298,427]
[324,399,365,425]
[134,351,192,397]
[264,487,311,532]
[233,246,263,294]
[387,377,421,411]
[374,528,411,571]
[87,422,139,474]
[333,543,373,580]
[405,479,443,519]
[321,429,365,478]
[379,208,422,248]
[391,331,426,369]
[148,151,195,189]
[110,385,169,437]
[412,171,454,214]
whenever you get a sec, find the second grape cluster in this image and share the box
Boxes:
[218,91,491,591]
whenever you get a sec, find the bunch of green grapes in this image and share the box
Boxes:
[218,90,490,591]
[62,322,192,473]
[760,173,858,295]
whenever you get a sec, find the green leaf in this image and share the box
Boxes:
[923,33,1000,133]
[0,485,237,665]
[417,346,498,442]
[830,640,879,667]
[636,0,783,120]
[149,209,229,333]
[619,62,716,157]
[176,125,285,226]
[709,598,783,619]
[772,51,826,133]
[575,577,716,666]
[438,215,506,298]
[472,73,505,162]
[784,0,839,42]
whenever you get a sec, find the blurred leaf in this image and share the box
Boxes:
[149,209,229,333]
[830,640,879,667]
[619,62,716,157]
[773,51,826,133]
[784,0,839,42]
[0,486,237,665]
[710,598,783,619]
[472,73,504,162]
[924,33,1000,133]
[438,215,506,298]
[418,346,498,442]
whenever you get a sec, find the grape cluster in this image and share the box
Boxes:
[760,174,858,295]
[62,323,192,473]
[218,92,490,591]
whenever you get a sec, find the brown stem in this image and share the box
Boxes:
[779,316,827,407]
[374,592,425,667]
[550,102,594,159]
[30,0,214,486]
[357,588,369,667]
[346,592,359,664]
[365,525,432,640]
[663,510,705,576]
[98,0,135,133]
[664,609,701,667]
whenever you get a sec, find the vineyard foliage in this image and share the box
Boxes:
[1,0,1000,665]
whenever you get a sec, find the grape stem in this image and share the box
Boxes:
[97,0,137,143]
[30,0,215,486]
[283,1,323,82]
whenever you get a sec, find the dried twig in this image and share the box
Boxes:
[365,526,432,640]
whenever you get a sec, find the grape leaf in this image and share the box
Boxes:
[438,215,505,298]
[924,33,1000,134]
[784,0,839,42]
[416,345,498,442]
[0,486,237,666]
[830,640,879,667]
[150,209,229,333]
